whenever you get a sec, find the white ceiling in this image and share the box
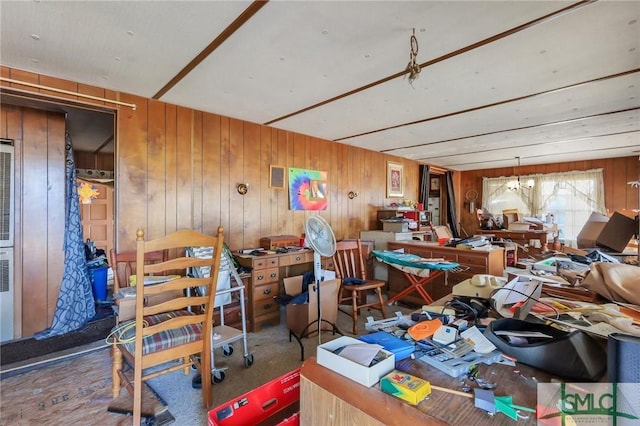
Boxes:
[1,1,639,171]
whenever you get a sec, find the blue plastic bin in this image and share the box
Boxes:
[89,266,108,302]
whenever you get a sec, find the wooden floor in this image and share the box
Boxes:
[0,343,170,425]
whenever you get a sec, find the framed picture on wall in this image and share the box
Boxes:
[430,176,440,192]
[269,165,286,189]
[386,161,404,198]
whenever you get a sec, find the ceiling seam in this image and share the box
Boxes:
[263,0,598,126]
[337,68,640,143]
[152,0,269,100]
[383,107,640,154]
[432,131,640,166]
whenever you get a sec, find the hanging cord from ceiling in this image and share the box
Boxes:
[405,28,421,85]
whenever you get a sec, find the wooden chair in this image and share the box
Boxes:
[333,239,387,334]
[109,248,168,323]
[110,248,168,294]
[111,227,224,425]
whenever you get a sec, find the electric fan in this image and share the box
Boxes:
[304,215,340,344]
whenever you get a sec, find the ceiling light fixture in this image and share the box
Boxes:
[405,28,420,85]
[507,156,534,192]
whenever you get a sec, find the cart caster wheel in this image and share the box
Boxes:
[213,370,226,384]
[191,355,201,370]
[244,354,254,368]
[223,345,234,357]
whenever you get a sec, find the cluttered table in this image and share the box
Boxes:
[298,278,640,425]
[300,353,551,425]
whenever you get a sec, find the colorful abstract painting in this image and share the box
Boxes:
[289,168,328,210]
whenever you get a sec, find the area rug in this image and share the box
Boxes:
[0,345,172,426]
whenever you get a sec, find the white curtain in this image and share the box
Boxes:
[482,169,605,245]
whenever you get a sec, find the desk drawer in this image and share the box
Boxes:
[252,282,279,301]
[430,251,458,262]
[252,258,267,269]
[253,267,279,284]
[463,264,488,274]
[457,254,488,267]
[280,252,313,266]
[253,297,279,317]
[410,249,433,259]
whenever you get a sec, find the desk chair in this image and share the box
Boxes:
[333,239,387,334]
[111,227,224,425]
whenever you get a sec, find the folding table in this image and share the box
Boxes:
[372,250,462,305]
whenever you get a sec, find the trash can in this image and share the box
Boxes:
[89,266,108,302]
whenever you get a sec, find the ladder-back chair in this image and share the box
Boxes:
[111,227,224,425]
[333,239,388,334]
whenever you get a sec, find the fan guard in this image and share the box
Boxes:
[305,215,336,257]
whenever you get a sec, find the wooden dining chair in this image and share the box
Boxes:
[109,248,168,323]
[111,227,224,425]
[110,248,168,294]
[333,239,388,334]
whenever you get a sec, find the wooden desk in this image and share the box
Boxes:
[235,250,315,331]
[300,355,550,425]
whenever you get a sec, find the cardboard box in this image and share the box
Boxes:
[283,275,338,336]
[596,211,637,253]
[576,212,609,249]
[115,289,183,321]
[502,209,521,230]
[432,225,453,241]
[577,210,637,252]
[380,370,432,405]
[316,336,395,387]
[508,222,531,231]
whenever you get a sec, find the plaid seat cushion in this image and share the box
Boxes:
[114,310,203,355]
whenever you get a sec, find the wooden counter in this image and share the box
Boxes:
[300,355,547,425]
[386,241,505,304]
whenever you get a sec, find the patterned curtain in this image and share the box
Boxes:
[35,133,95,339]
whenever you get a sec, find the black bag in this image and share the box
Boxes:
[484,318,606,381]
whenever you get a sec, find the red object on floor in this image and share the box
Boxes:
[208,369,300,426]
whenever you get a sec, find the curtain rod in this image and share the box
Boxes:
[0,77,137,110]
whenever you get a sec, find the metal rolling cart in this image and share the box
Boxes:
[188,246,253,384]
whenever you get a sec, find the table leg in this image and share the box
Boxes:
[385,270,443,305]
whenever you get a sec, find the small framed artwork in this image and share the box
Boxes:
[430,176,440,192]
[269,165,285,189]
[386,161,404,198]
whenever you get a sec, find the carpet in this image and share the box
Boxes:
[0,345,171,426]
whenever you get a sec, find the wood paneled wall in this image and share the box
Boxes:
[112,94,419,252]
[5,65,635,338]
[458,157,639,237]
[0,103,66,337]
[1,66,420,337]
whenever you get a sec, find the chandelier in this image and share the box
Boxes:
[507,156,535,192]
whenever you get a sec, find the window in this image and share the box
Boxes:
[483,169,605,246]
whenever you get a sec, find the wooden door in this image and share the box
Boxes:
[79,181,114,257]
